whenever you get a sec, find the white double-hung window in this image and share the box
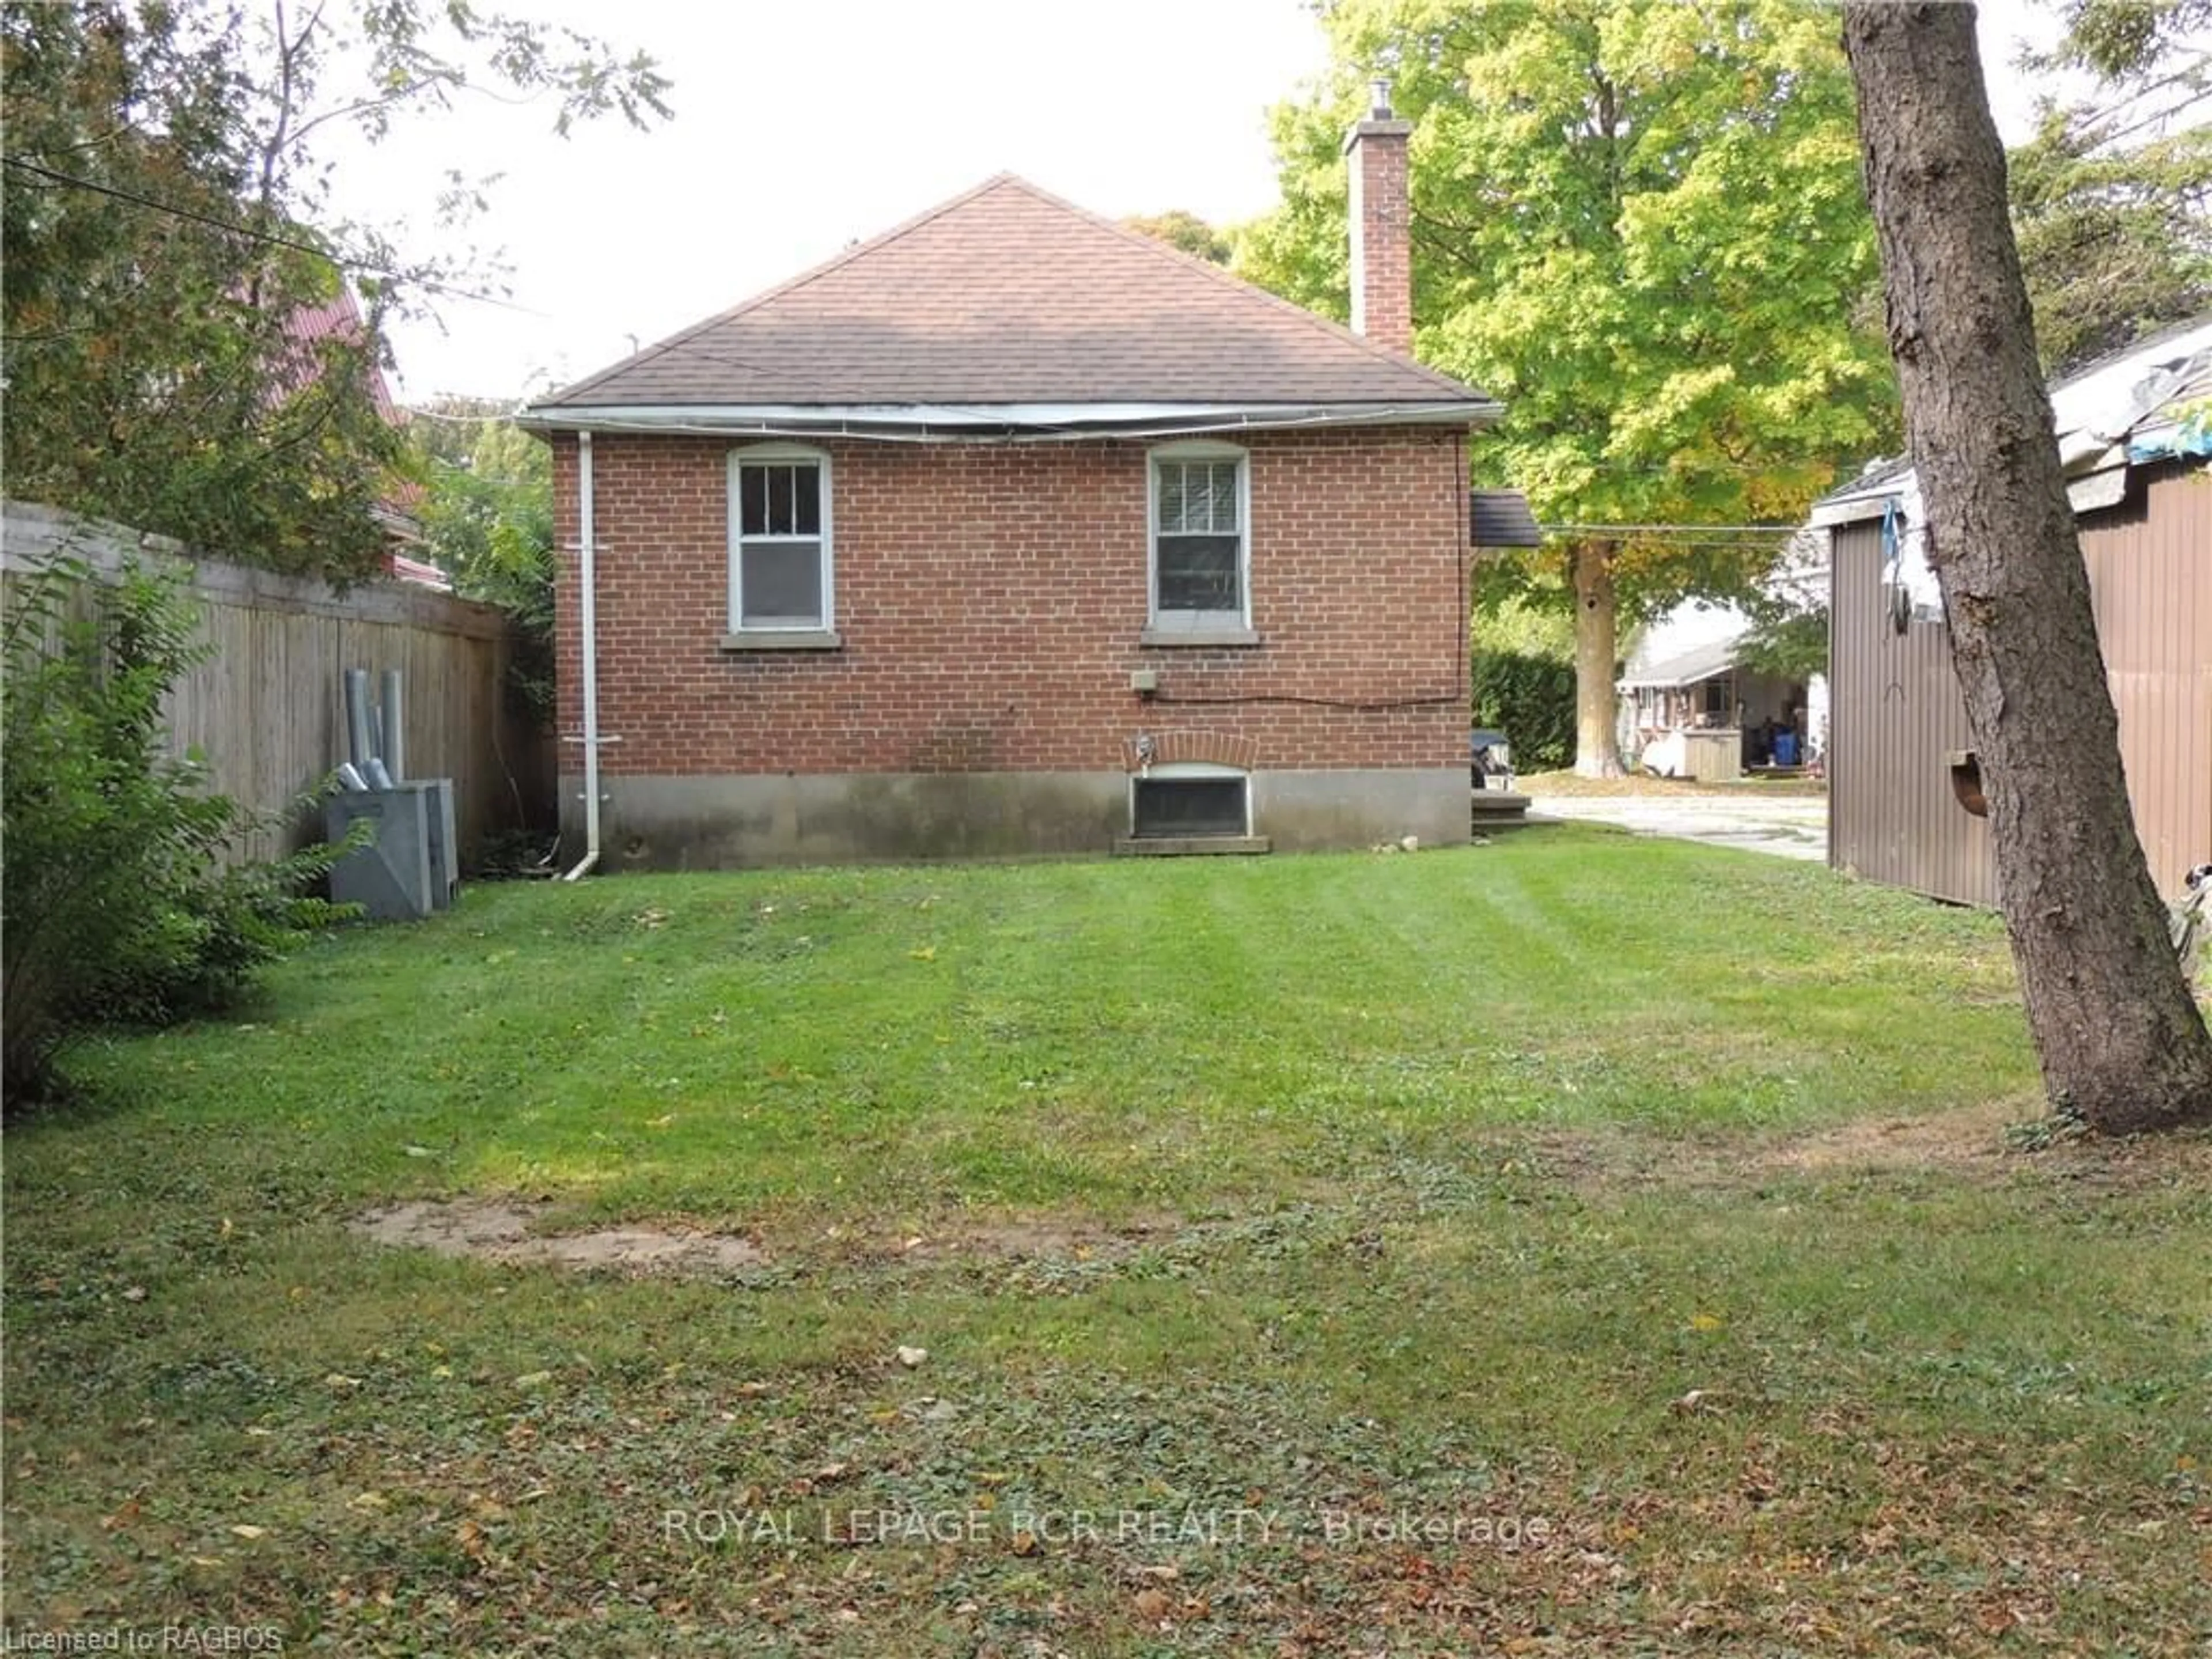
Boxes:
[1148,443,1251,637]
[728,444,835,644]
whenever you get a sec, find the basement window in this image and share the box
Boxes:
[1131,765,1251,839]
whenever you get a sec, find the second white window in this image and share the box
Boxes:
[1150,446,1248,630]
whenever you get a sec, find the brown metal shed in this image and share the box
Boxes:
[1827,459,2211,905]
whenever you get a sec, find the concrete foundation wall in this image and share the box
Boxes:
[1251,769,1468,853]
[563,768,1468,870]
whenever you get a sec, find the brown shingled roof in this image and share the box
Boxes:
[537,175,1488,411]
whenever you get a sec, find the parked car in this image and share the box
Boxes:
[1471,729,1515,790]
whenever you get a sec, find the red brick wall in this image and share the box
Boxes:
[549,427,1468,778]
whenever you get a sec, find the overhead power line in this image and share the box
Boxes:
[1,154,533,312]
[1540,521,1803,535]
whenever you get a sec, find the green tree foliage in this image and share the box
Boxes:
[1468,649,1575,771]
[2047,0,2212,79]
[2,3,398,577]
[1734,593,1828,683]
[0,0,666,580]
[2010,1,2212,373]
[2011,115,2211,374]
[1465,589,1575,764]
[1239,0,1898,773]
[412,400,555,718]
[1732,535,1831,682]
[1472,590,1576,661]
[1122,209,1233,264]
[2,558,353,1104]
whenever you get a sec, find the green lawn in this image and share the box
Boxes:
[7,827,2209,1655]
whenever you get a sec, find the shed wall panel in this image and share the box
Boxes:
[1830,519,1995,905]
[2083,464,2212,893]
[1829,460,2210,906]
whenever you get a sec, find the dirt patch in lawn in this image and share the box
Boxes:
[354,1199,1187,1277]
[1755,1098,2019,1177]
[1751,1101,2212,1188]
[1517,1112,2004,1194]
[353,1198,769,1274]
[846,1214,1181,1266]
[1527,1099,2212,1196]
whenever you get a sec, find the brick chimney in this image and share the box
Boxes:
[1343,77,1415,354]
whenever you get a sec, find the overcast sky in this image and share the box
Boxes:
[334,0,2069,404]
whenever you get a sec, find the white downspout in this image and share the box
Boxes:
[562,428,603,880]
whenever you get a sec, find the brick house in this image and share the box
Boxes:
[524,94,1524,869]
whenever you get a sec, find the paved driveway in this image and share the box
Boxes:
[1526,792,1828,862]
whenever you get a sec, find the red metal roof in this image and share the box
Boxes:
[278,286,402,423]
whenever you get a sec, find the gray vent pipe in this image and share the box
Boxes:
[343,668,374,770]
[380,668,404,782]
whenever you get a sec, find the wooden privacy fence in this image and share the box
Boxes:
[3,501,552,867]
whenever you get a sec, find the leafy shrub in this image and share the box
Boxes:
[414,411,555,722]
[2,557,350,1105]
[1470,649,1577,772]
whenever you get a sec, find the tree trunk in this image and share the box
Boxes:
[1842,3,2212,1131]
[1570,541,1623,778]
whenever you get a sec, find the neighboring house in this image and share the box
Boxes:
[522,96,1534,869]
[384,549,452,592]
[1620,540,1829,781]
[1813,317,2212,905]
[280,286,441,587]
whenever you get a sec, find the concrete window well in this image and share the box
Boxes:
[1116,760,1269,857]
[1133,775,1248,839]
